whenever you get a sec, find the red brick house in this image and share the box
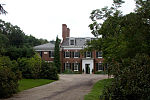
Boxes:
[34,24,104,74]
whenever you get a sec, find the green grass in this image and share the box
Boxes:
[18,79,55,91]
[84,78,113,100]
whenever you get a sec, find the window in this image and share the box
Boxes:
[85,52,92,58]
[72,63,80,71]
[64,51,70,58]
[44,52,48,54]
[74,52,80,58]
[96,51,102,58]
[49,51,54,58]
[96,63,103,71]
[70,40,74,45]
[86,39,90,43]
[39,51,42,57]
[65,63,71,70]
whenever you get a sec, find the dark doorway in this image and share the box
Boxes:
[85,64,90,74]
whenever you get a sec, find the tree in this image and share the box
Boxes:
[87,0,150,99]
[54,36,61,73]
[0,4,7,15]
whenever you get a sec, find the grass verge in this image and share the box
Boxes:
[18,79,55,91]
[84,78,113,100]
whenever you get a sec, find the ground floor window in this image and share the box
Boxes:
[72,63,80,71]
[96,63,103,71]
[64,63,71,70]
[49,51,54,58]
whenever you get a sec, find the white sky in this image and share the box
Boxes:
[0,0,136,41]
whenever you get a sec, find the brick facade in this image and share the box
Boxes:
[34,24,105,74]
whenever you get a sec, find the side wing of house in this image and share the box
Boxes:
[33,43,55,62]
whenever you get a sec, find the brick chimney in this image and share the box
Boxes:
[62,24,70,40]
[67,28,70,37]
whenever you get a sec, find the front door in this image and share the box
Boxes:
[85,64,90,74]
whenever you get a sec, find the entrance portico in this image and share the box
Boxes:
[82,58,94,74]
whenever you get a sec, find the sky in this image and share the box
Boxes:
[0,0,136,41]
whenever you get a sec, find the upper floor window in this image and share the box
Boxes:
[70,39,75,45]
[86,38,91,44]
[74,52,80,58]
[49,51,54,58]
[85,52,92,58]
[64,51,70,58]
[96,51,102,58]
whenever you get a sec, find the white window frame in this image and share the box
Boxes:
[97,51,102,58]
[85,38,91,44]
[65,63,71,70]
[65,51,70,58]
[98,63,103,71]
[50,51,54,58]
[74,63,79,71]
[44,52,48,54]
[86,52,91,58]
[74,52,80,58]
[70,38,75,46]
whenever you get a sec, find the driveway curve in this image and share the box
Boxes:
[3,74,108,100]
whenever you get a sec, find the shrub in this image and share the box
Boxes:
[17,53,42,79]
[17,57,33,78]
[95,70,108,74]
[0,67,19,98]
[63,69,81,74]
[40,61,59,80]
[0,56,20,98]
[101,54,150,100]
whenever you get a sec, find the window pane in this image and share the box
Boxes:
[66,63,71,70]
[98,52,102,58]
[86,52,91,57]
[70,40,74,45]
[65,52,70,57]
[98,63,103,70]
[74,52,79,58]
[51,51,54,57]
[74,63,78,71]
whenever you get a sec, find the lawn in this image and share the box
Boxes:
[84,78,113,100]
[18,79,55,91]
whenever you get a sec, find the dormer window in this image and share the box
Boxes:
[86,38,91,44]
[70,40,74,45]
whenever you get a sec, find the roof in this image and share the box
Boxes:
[33,42,55,51]
[61,37,95,47]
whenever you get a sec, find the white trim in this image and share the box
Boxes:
[35,50,54,51]
[69,38,75,46]
[82,59,94,74]
[44,52,48,54]
[74,52,80,58]
[65,51,70,58]
[63,47,83,50]
[74,63,79,71]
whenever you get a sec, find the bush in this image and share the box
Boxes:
[40,61,59,80]
[63,69,81,74]
[95,70,108,74]
[101,54,150,100]
[0,56,20,98]
[0,67,19,98]
[17,57,33,78]
[17,53,41,79]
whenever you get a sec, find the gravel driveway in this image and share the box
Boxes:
[3,74,108,100]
